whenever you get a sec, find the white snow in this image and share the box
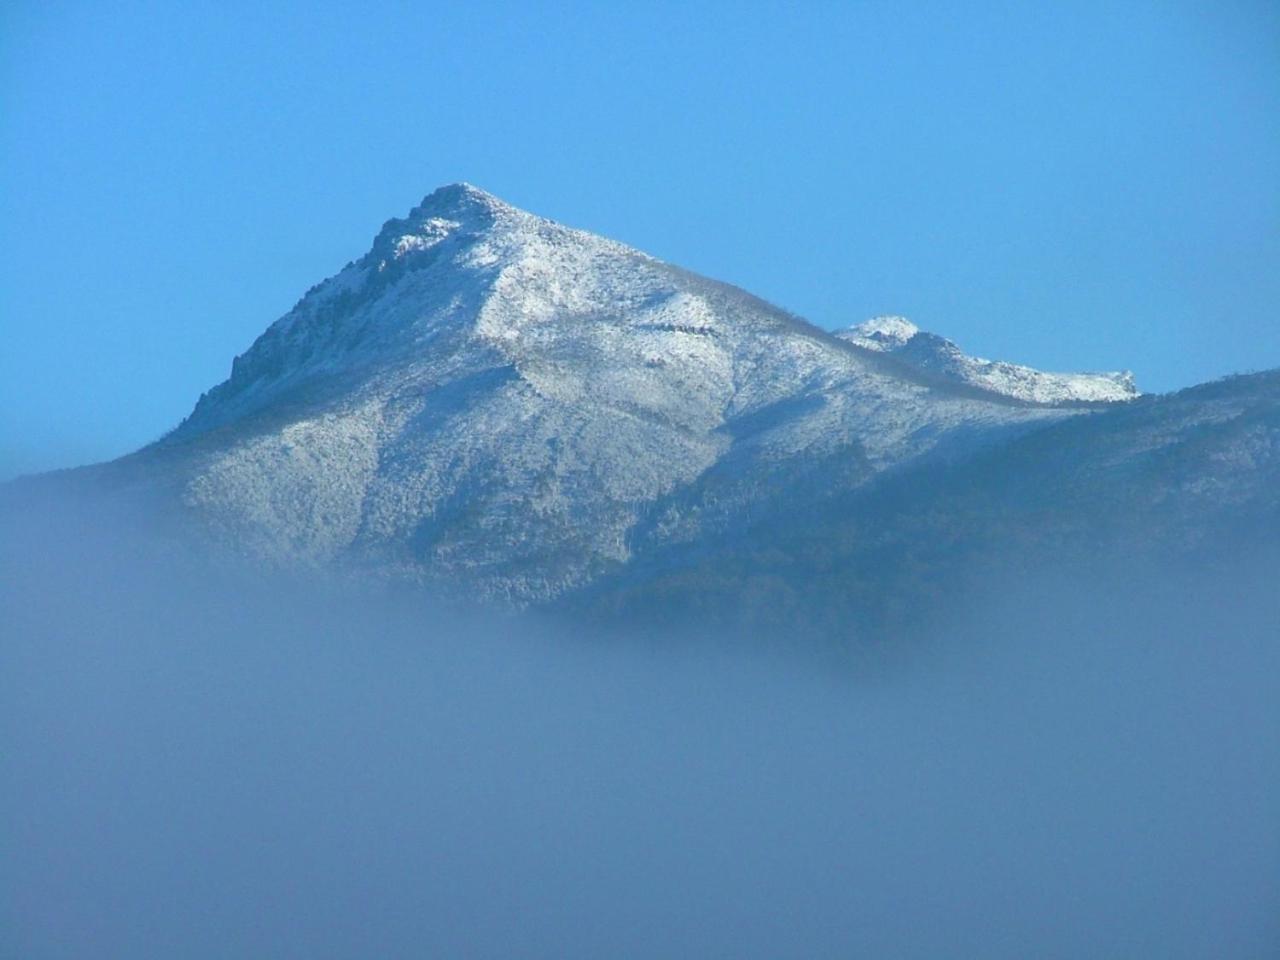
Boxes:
[848,315,919,350]
[151,184,1122,601]
[837,318,1139,404]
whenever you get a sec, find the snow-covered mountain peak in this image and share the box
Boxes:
[145,189,1153,600]
[406,182,517,220]
[365,183,522,264]
[836,317,1138,405]
[178,184,617,435]
[20,187,1275,622]
[848,316,919,350]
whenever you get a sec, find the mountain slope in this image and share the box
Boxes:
[57,183,1130,602]
[37,186,1249,609]
[571,369,1280,634]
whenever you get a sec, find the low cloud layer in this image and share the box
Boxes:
[3,501,1277,958]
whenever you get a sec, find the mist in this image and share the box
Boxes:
[3,498,1278,958]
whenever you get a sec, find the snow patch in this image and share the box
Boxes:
[837,318,1139,404]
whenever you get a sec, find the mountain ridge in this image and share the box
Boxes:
[9,184,1274,617]
[837,315,1139,404]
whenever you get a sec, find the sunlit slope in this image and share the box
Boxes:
[87,185,1118,601]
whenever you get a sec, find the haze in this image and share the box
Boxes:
[3,497,1277,958]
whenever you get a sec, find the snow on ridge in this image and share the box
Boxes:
[364,183,517,266]
[403,182,519,220]
[150,185,1135,602]
[849,316,919,350]
[837,317,1139,404]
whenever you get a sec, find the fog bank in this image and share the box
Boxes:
[2,505,1278,958]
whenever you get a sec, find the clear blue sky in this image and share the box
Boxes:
[2,1,1277,479]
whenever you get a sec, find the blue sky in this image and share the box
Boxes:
[2,1,1277,478]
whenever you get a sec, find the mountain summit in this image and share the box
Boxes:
[136,184,1131,600]
[837,316,1138,404]
[38,184,1273,616]
[177,185,1130,445]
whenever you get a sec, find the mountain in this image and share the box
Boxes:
[10,184,1276,621]
[572,369,1280,634]
[44,184,1121,600]
[836,316,1138,404]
